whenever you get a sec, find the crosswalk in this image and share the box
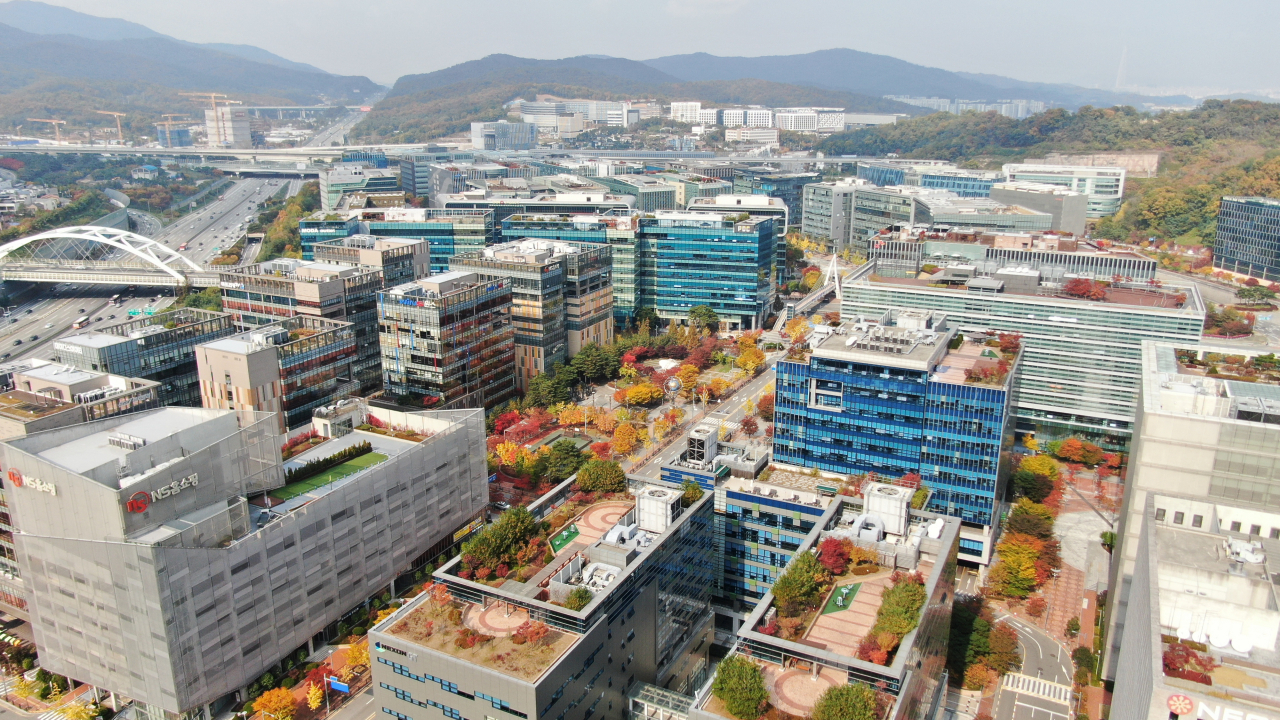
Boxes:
[1002,672,1073,705]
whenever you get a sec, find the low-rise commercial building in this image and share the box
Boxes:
[371,475,717,720]
[989,181,1089,236]
[857,160,1003,198]
[49,309,237,408]
[1213,196,1280,283]
[0,362,159,439]
[913,194,1054,233]
[592,175,678,213]
[471,120,537,151]
[319,165,400,212]
[774,312,1017,562]
[1002,163,1126,217]
[196,316,357,433]
[377,272,516,409]
[0,404,489,720]
[219,259,383,394]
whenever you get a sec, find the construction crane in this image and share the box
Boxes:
[94,111,127,144]
[26,118,65,144]
[180,92,242,146]
[155,114,190,147]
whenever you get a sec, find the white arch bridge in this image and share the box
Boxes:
[0,226,219,287]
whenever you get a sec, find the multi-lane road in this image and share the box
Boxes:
[0,284,174,362]
[993,613,1076,720]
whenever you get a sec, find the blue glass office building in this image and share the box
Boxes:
[773,314,1017,562]
[299,209,494,269]
[1214,196,1280,283]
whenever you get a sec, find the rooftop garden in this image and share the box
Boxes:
[961,333,1021,386]
[356,413,435,442]
[705,654,891,720]
[272,442,386,502]
[454,464,632,586]
[1176,349,1280,385]
[387,583,576,682]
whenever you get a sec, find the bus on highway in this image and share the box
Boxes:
[72,316,90,329]
[178,243,188,252]
[109,294,120,305]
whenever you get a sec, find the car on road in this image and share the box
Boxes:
[0,354,9,360]
[78,308,85,313]
[108,314,116,319]
[44,323,53,328]
[29,335,38,341]
[24,309,31,314]
[94,317,102,322]
[8,319,16,324]
[12,340,21,346]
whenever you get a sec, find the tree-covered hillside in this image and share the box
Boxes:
[818,100,1280,246]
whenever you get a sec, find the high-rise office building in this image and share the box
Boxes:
[801,179,864,253]
[377,272,516,409]
[450,242,568,392]
[849,186,956,252]
[732,169,818,224]
[1105,341,1280,683]
[312,235,430,287]
[0,404,488,720]
[773,312,1017,561]
[470,120,537,151]
[371,475,717,720]
[301,208,494,269]
[592,175,679,213]
[49,309,238,408]
[1002,163,1126,217]
[1212,196,1280,283]
[219,259,382,394]
[396,150,476,197]
[195,316,357,432]
[842,261,1205,450]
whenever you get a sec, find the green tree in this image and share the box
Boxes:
[576,459,627,493]
[812,683,878,720]
[688,305,720,331]
[710,656,769,720]
[681,480,704,507]
[770,551,827,616]
[1238,285,1277,302]
[564,586,593,611]
[546,439,588,483]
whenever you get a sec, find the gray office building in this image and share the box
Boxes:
[989,181,1089,236]
[800,180,861,254]
[0,405,488,720]
[1214,196,1280,283]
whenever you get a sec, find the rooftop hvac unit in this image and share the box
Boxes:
[638,486,681,533]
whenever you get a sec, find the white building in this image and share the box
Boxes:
[204,107,251,149]
[696,108,720,125]
[773,107,845,132]
[1002,163,1127,217]
[669,101,702,123]
[724,126,779,144]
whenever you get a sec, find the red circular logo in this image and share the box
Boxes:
[126,491,151,514]
[7,469,23,488]
[1168,694,1194,716]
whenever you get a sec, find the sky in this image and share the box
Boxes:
[28,0,1280,95]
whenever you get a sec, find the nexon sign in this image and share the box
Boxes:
[125,473,199,513]
[1168,694,1274,720]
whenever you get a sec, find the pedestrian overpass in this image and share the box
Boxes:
[0,226,218,287]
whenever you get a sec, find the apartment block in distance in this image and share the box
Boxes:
[377,272,516,410]
[196,316,357,433]
[1213,196,1280,283]
[842,261,1205,450]
[450,242,567,392]
[370,475,717,720]
[773,312,1017,562]
[1105,342,1280,683]
[219,259,382,394]
[49,309,237,408]
[687,493,959,720]
[0,403,488,720]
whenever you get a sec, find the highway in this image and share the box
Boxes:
[0,284,174,362]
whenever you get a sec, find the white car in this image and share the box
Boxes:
[44,323,53,329]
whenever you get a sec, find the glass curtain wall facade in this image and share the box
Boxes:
[1214,196,1280,283]
[841,264,1205,450]
[48,309,237,407]
[640,214,776,331]
[275,318,359,430]
[377,278,516,409]
[731,170,818,223]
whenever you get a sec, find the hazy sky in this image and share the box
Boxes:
[32,0,1280,94]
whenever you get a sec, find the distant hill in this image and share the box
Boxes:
[357,54,922,143]
[643,49,1196,110]
[0,0,331,75]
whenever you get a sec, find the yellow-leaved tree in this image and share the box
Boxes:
[307,683,324,712]
[613,424,639,456]
[254,688,298,720]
